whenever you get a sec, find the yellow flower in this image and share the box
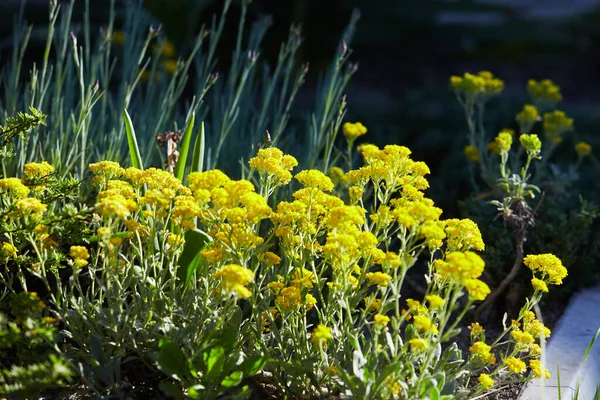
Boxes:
[543,110,573,140]
[248,148,298,187]
[470,341,492,362]
[469,322,485,336]
[444,218,485,252]
[373,313,390,328]
[464,278,491,301]
[529,359,550,380]
[527,79,562,106]
[516,104,541,124]
[406,298,428,314]
[0,178,30,198]
[70,245,90,267]
[275,286,316,312]
[162,59,178,75]
[1,242,18,258]
[531,277,548,292]
[89,161,124,181]
[511,329,535,348]
[109,237,123,247]
[364,297,382,312]
[15,198,47,218]
[408,338,428,352]
[291,268,317,288]
[524,253,567,285]
[343,122,368,140]
[505,357,527,374]
[488,141,500,155]
[167,234,185,247]
[24,161,54,178]
[519,134,542,154]
[425,294,444,309]
[261,251,281,267]
[311,324,333,346]
[495,129,513,152]
[295,170,334,192]
[366,272,392,287]
[153,40,176,57]
[478,373,494,390]
[450,71,504,100]
[212,264,254,299]
[463,145,479,163]
[413,315,438,334]
[575,141,592,158]
[327,166,347,186]
[267,281,285,295]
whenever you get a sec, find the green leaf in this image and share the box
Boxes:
[177,229,209,285]
[221,307,242,352]
[89,334,105,364]
[221,370,244,388]
[159,381,185,399]
[123,108,144,170]
[429,386,441,400]
[156,340,190,382]
[191,121,205,173]
[239,355,267,378]
[187,384,206,399]
[174,111,195,182]
[203,346,225,383]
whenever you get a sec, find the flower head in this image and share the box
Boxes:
[576,141,592,158]
[478,373,494,390]
[311,324,333,347]
[505,357,527,374]
[464,145,479,163]
[343,122,368,141]
[212,264,254,299]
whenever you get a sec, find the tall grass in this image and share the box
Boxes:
[0,0,358,187]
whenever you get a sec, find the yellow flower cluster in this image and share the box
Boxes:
[70,245,90,268]
[275,286,317,312]
[515,104,541,132]
[463,145,479,163]
[519,134,542,154]
[523,253,567,286]
[212,264,254,299]
[0,242,18,258]
[0,178,30,198]
[24,161,54,178]
[505,356,526,374]
[529,359,551,379]
[495,129,513,152]
[450,71,504,101]
[543,110,573,142]
[311,324,333,346]
[469,341,496,365]
[248,147,298,187]
[343,122,367,141]
[478,373,494,390]
[434,251,489,300]
[444,218,485,252]
[527,79,562,106]
[575,141,592,158]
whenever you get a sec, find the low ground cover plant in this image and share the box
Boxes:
[0,1,582,399]
[1,111,565,398]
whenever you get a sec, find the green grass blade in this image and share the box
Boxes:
[574,327,600,399]
[191,120,205,173]
[123,108,144,170]
[174,111,195,182]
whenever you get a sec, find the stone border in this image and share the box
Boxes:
[519,285,600,400]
